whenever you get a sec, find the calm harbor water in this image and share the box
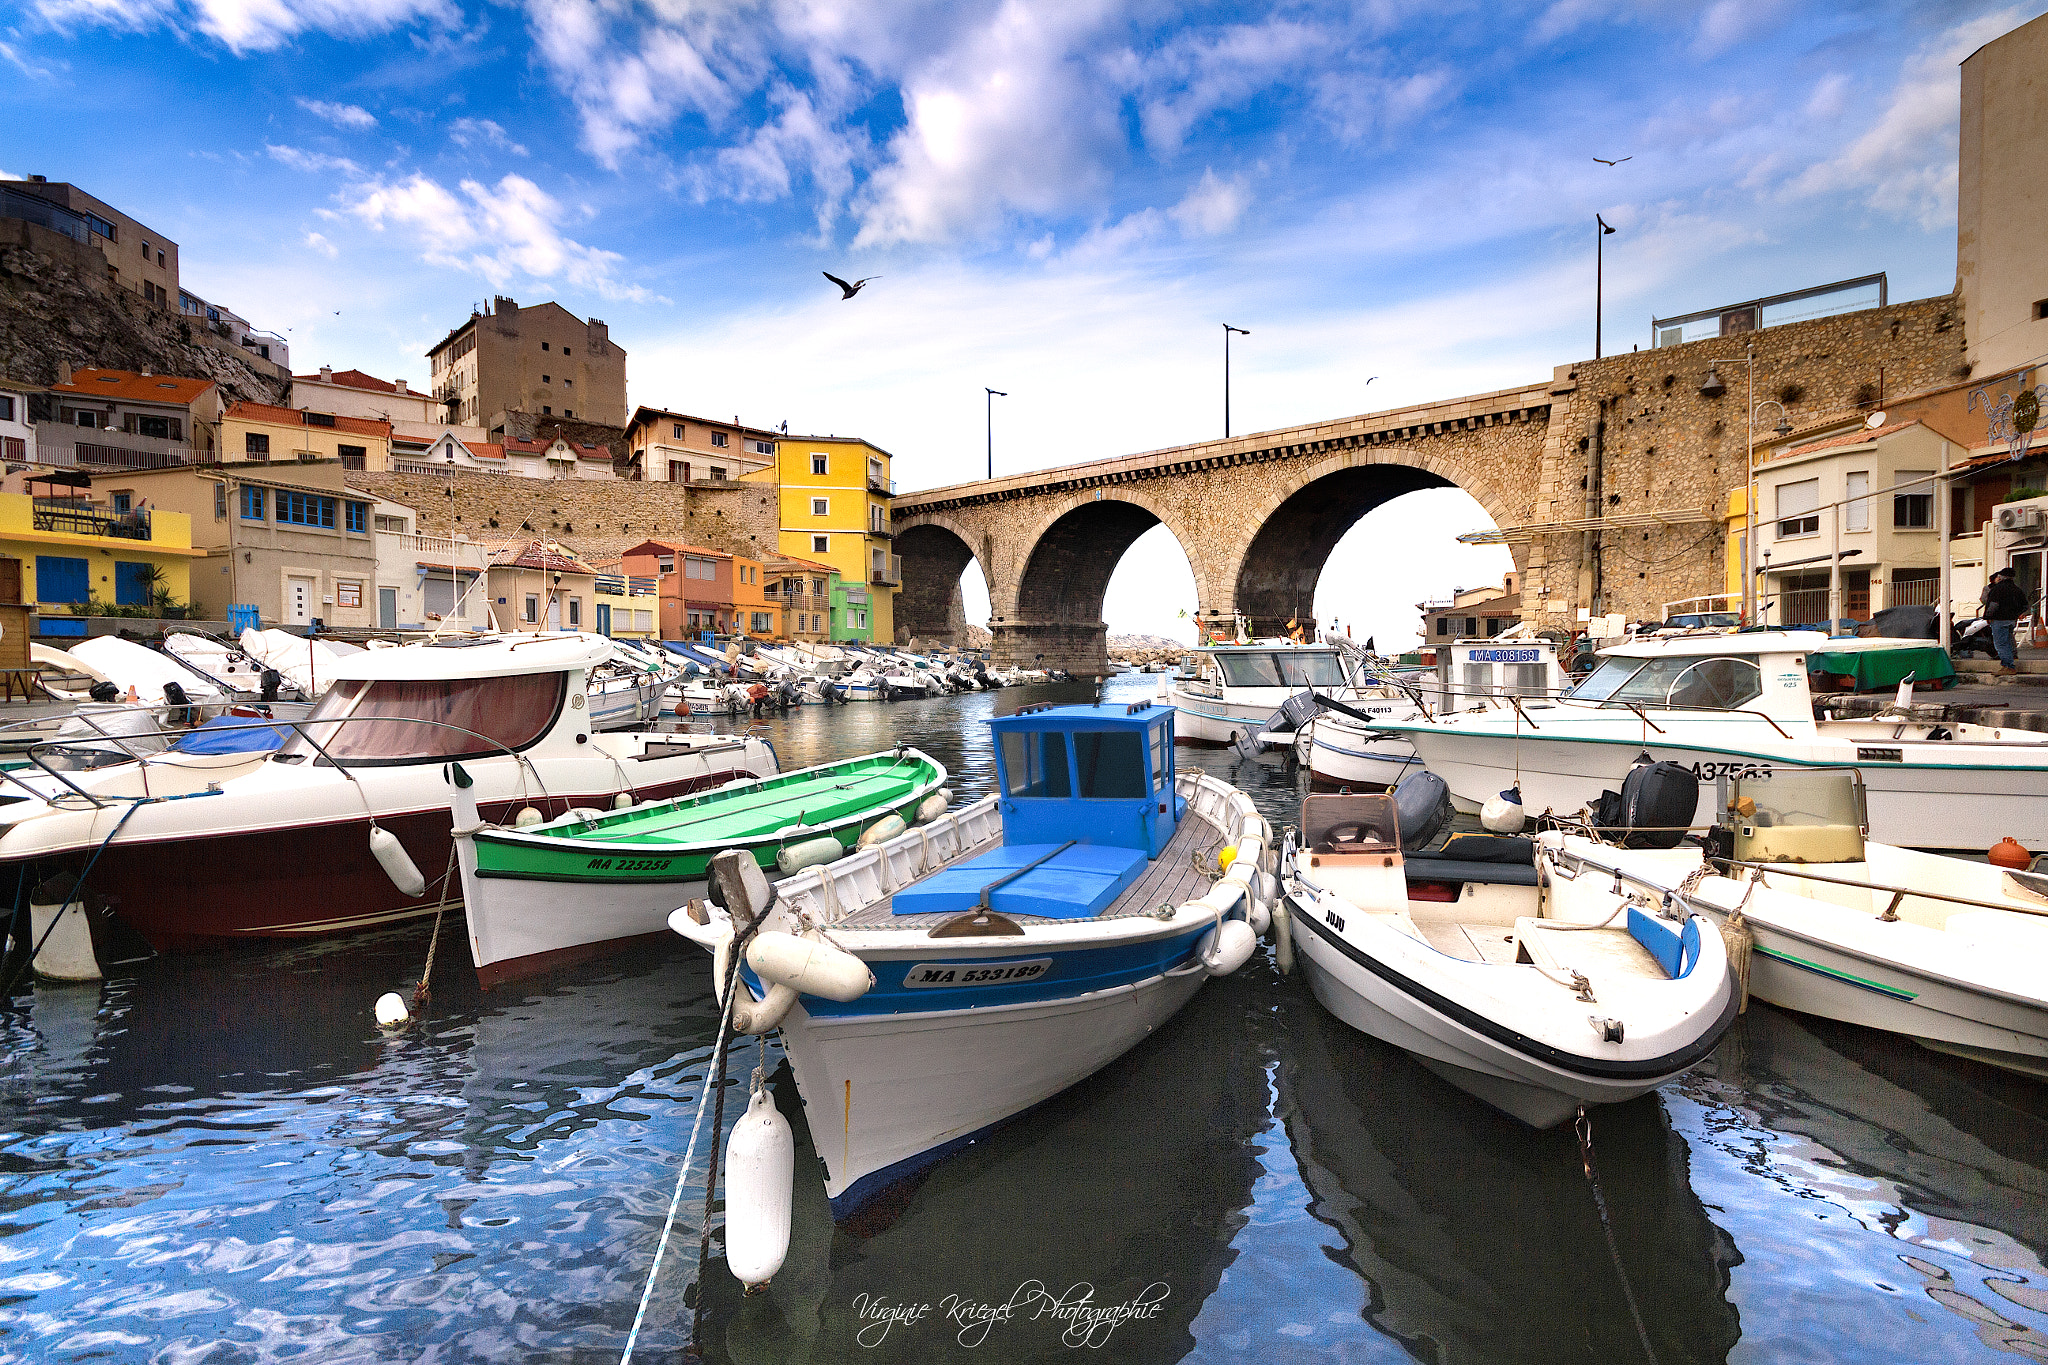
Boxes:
[4,671,2047,1362]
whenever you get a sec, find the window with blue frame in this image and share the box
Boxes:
[114,561,152,606]
[240,486,265,520]
[1000,731,1072,798]
[345,501,367,533]
[1071,731,1146,799]
[35,556,88,604]
[276,491,336,528]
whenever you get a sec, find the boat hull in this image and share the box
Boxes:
[466,871,704,988]
[772,935,1210,1216]
[1288,895,1734,1127]
[1305,720,1420,788]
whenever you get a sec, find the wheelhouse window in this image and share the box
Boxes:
[280,672,566,765]
[1582,655,1764,710]
[1149,723,1170,791]
[1071,730,1146,799]
[1214,650,1349,687]
[1001,731,1071,798]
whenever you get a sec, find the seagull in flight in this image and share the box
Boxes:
[823,272,880,300]
[1592,156,1632,166]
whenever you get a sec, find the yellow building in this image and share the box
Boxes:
[221,401,392,471]
[745,435,896,641]
[0,476,201,621]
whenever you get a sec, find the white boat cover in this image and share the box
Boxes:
[66,636,226,703]
[237,628,364,697]
[163,632,278,694]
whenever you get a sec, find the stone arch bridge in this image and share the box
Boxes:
[894,381,1576,675]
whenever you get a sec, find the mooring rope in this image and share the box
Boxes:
[619,911,763,1365]
[411,842,460,1008]
[1576,1105,1659,1365]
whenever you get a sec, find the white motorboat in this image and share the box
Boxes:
[1376,630,2048,851]
[670,700,1269,1217]
[1302,637,1570,787]
[1647,767,2048,1079]
[1280,791,1737,1127]
[0,632,776,956]
[161,630,307,703]
[1162,639,1368,745]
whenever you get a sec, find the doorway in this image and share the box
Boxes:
[596,601,612,636]
[287,577,314,624]
[378,587,398,630]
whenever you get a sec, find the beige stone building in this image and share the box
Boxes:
[221,401,392,472]
[426,298,627,432]
[8,177,179,309]
[291,367,492,467]
[1958,10,2048,381]
[44,369,222,465]
[1419,573,1521,642]
[111,463,379,627]
[622,406,782,483]
[483,540,600,632]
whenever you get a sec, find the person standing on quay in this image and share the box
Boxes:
[1984,567,2028,674]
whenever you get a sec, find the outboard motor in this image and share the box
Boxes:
[1593,760,1698,849]
[162,680,198,727]
[88,681,120,704]
[260,667,282,702]
[1391,769,1452,851]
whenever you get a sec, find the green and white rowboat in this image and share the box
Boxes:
[452,748,946,986]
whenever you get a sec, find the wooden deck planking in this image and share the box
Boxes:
[834,810,1230,931]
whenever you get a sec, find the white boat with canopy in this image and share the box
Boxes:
[1375,630,2048,851]
[1162,640,1369,746]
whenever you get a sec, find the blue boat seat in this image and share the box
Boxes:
[893,843,1151,921]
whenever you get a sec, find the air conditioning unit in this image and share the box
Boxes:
[1997,504,2045,535]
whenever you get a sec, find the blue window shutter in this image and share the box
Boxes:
[35,557,88,604]
[115,561,151,606]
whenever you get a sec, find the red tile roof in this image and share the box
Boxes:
[1774,419,1921,461]
[295,369,406,394]
[505,436,615,460]
[51,369,215,405]
[225,400,392,439]
[484,539,597,573]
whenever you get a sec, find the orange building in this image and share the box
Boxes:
[621,539,776,639]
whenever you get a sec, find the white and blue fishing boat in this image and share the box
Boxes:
[669,700,1271,1219]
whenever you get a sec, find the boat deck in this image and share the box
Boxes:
[834,808,1231,931]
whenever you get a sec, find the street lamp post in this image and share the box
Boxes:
[1595,214,1616,359]
[1223,324,1250,438]
[985,388,1006,481]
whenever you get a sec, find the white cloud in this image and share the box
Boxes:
[1136,18,1324,157]
[1788,8,2026,230]
[1167,169,1248,236]
[33,0,455,54]
[267,142,363,175]
[347,171,651,302]
[303,230,339,258]
[298,98,376,130]
[1314,67,1456,145]
[449,117,529,157]
[705,84,863,237]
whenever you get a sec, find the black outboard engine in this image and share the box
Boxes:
[779,680,801,709]
[260,667,282,702]
[1593,760,1698,849]
[1391,769,1452,851]
[162,680,197,726]
[88,681,120,704]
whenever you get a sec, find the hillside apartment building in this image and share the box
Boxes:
[426,298,627,433]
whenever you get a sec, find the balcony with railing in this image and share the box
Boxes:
[869,554,901,587]
[595,573,659,597]
[867,510,892,539]
[866,471,896,495]
[44,441,196,471]
[376,530,491,571]
[33,499,152,540]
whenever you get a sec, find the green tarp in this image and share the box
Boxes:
[1808,645,1956,691]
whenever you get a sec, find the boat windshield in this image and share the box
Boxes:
[276,672,566,765]
[1597,656,1763,710]
[1217,651,1349,687]
[1564,656,1641,702]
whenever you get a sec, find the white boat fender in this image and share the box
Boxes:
[724,1078,795,1290]
[1481,785,1526,835]
[748,931,872,1002]
[28,881,100,982]
[775,835,844,876]
[375,992,410,1027]
[514,807,544,828]
[369,825,427,898]
[1247,900,1271,936]
[1255,869,1280,909]
[1272,897,1294,974]
[1199,919,1257,976]
[856,813,908,850]
[732,982,798,1035]
[614,792,635,810]
[914,789,951,824]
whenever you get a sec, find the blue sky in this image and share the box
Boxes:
[5,0,2035,647]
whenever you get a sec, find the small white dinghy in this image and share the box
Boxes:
[1653,767,2048,1079]
[1281,792,1737,1127]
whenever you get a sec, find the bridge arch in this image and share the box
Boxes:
[1228,448,1525,638]
[995,488,1210,672]
[893,512,989,648]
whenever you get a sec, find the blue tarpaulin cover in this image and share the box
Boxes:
[170,715,293,754]
[892,843,1150,920]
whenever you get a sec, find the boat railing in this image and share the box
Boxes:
[0,711,558,812]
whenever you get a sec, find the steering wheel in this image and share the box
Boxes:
[1325,823,1371,847]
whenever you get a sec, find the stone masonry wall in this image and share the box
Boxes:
[1521,293,1967,627]
[345,470,780,565]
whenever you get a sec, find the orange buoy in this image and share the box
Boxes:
[1990,837,2031,869]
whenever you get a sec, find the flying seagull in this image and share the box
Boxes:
[823,271,880,300]
[1593,156,1632,166]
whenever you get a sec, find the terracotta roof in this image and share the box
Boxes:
[225,400,392,439]
[1775,419,1922,461]
[762,553,836,575]
[483,539,597,573]
[468,443,506,460]
[623,538,732,560]
[505,436,613,459]
[51,369,214,405]
[295,369,405,394]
